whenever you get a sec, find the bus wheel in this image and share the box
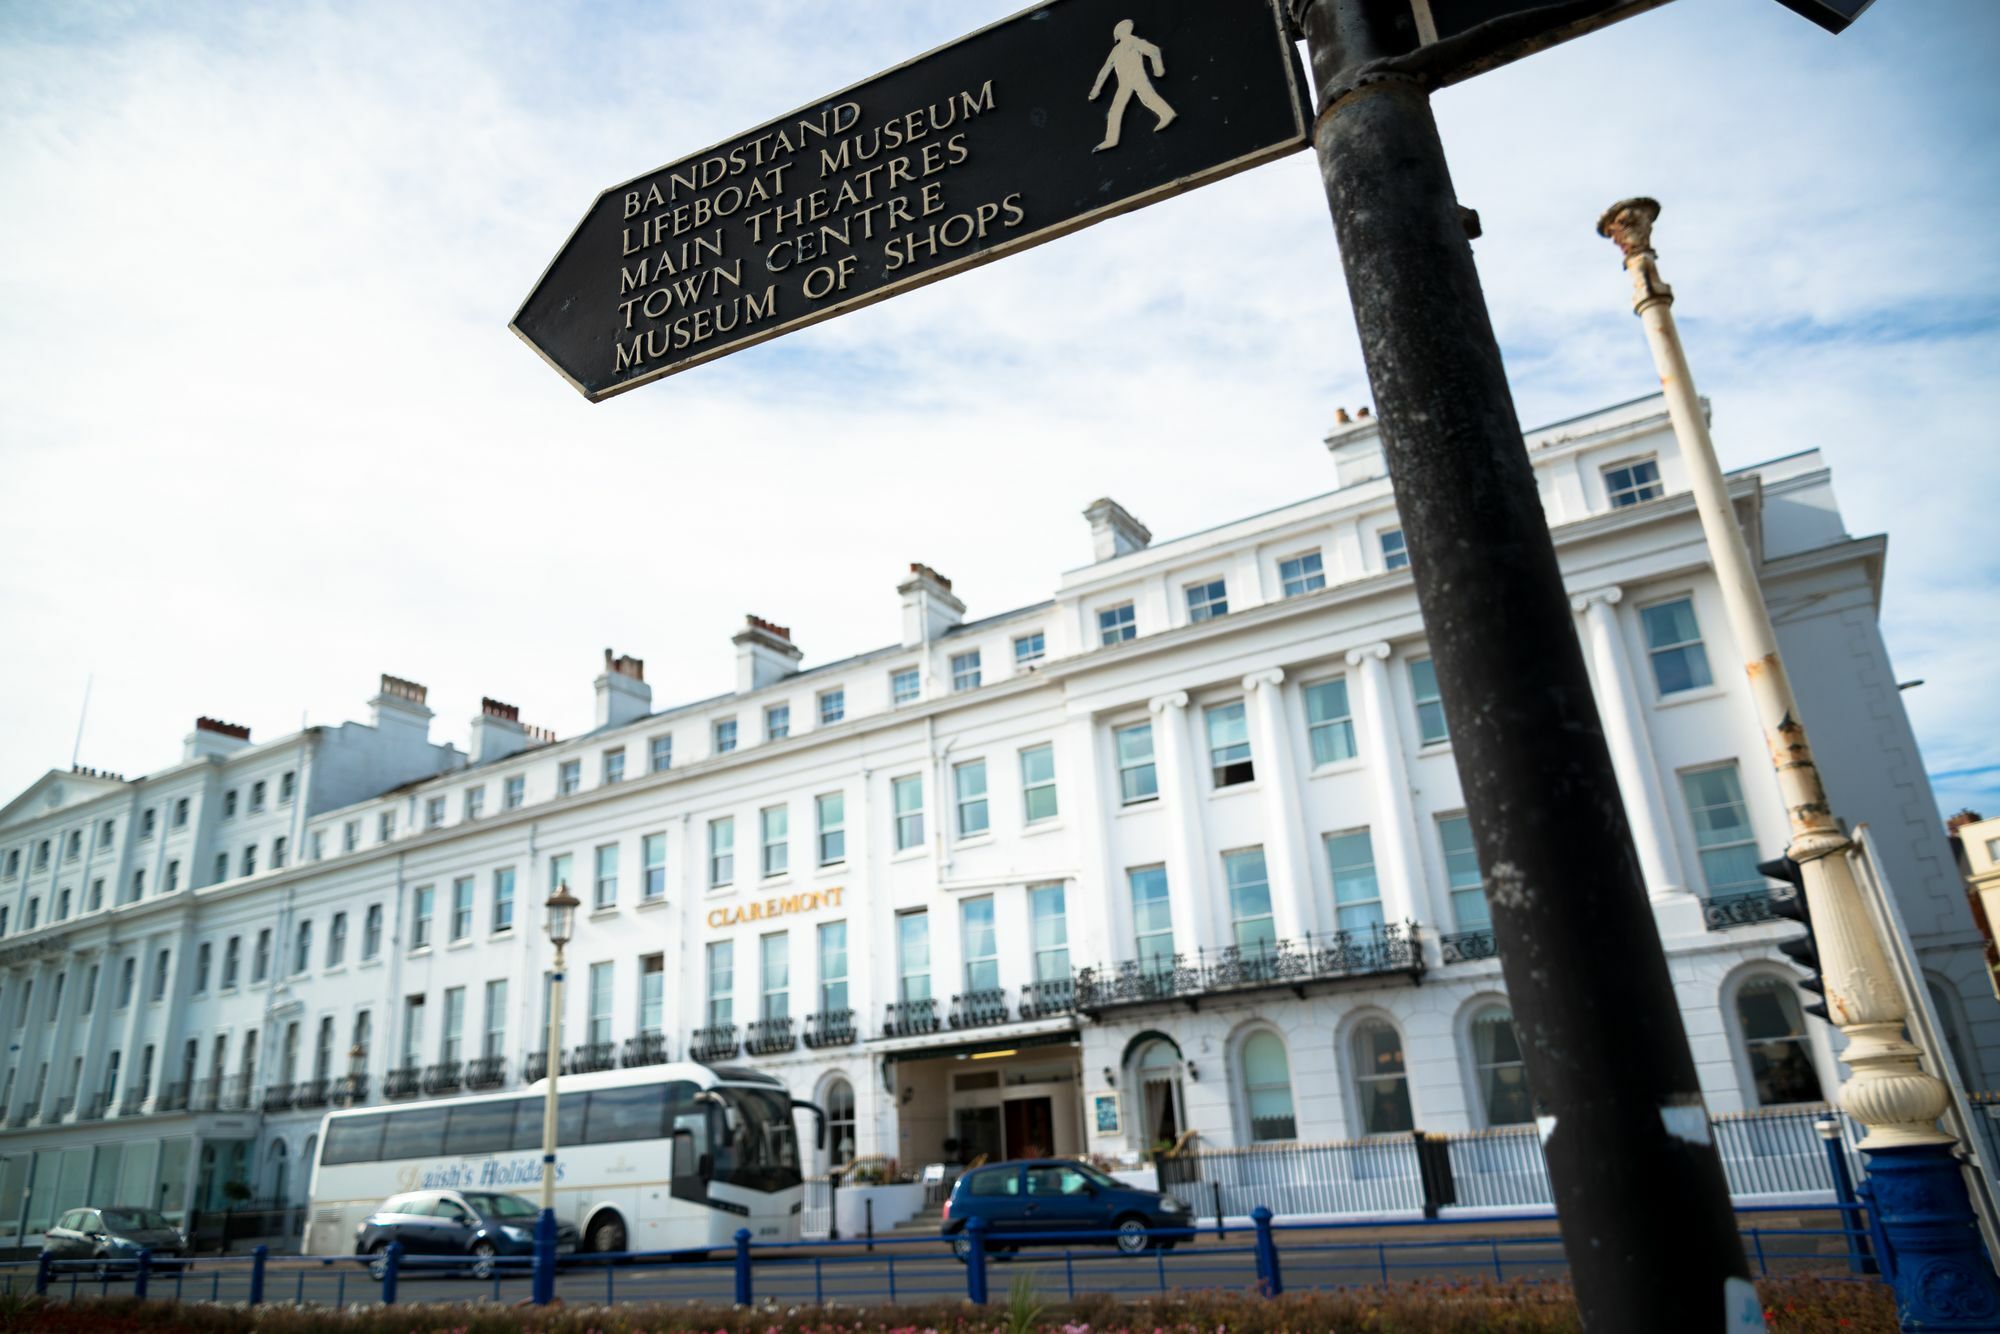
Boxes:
[585,1213,626,1255]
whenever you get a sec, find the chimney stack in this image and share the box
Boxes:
[1083,498,1152,563]
[182,716,252,762]
[369,674,434,745]
[595,649,653,728]
[1325,406,1386,488]
[897,565,965,647]
[470,697,532,765]
[732,616,804,693]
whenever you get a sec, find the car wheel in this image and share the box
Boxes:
[469,1241,498,1279]
[1114,1216,1151,1255]
[949,1231,972,1263]
[366,1243,390,1282]
[93,1252,113,1281]
[585,1214,625,1255]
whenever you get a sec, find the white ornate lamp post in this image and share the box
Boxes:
[531,880,579,1306]
[1598,197,1999,1329]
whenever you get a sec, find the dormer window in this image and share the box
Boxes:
[1185,579,1228,623]
[1603,457,1663,508]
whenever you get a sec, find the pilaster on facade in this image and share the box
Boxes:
[1063,713,1120,967]
[1345,643,1429,932]
[37,952,84,1123]
[1241,669,1312,943]
[1147,691,1209,956]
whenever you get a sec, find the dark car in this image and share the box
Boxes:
[44,1207,191,1274]
[356,1190,578,1279]
[942,1159,1188,1258]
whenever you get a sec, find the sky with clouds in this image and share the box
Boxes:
[1,0,1995,821]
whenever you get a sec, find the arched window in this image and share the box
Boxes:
[1133,1040,1186,1148]
[825,1078,856,1168]
[265,1139,289,1205]
[300,1135,318,1201]
[1470,1005,1532,1126]
[1351,1018,1413,1135]
[1735,975,1823,1106]
[1239,1031,1296,1142]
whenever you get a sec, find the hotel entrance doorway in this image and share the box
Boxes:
[955,1095,1057,1162]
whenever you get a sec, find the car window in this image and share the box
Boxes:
[397,1197,436,1217]
[1026,1166,1092,1196]
[83,1211,103,1232]
[54,1211,78,1231]
[967,1167,1019,1197]
[437,1199,472,1223]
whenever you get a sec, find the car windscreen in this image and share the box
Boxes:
[100,1209,172,1231]
[461,1192,537,1219]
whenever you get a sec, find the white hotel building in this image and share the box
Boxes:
[0,393,1991,1246]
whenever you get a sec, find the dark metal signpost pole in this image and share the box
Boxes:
[1290,3,1753,1328]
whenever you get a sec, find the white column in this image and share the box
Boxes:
[1570,588,1694,906]
[115,937,154,1113]
[0,963,43,1121]
[37,952,84,1121]
[1147,692,1211,955]
[1345,643,1429,930]
[1242,670,1314,940]
[1064,713,1121,965]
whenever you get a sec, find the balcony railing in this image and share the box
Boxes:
[1440,928,1498,964]
[158,1083,189,1113]
[384,1066,422,1099]
[570,1042,616,1074]
[261,1084,294,1113]
[330,1073,369,1106]
[465,1056,508,1090]
[292,1080,330,1109]
[949,988,1009,1029]
[219,1076,254,1111]
[54,1095,76,1121]
[746,1016,795,1056]
[188,1080,218,1113]
[1705,889,1782,930]
[882,997,939,1038]
[803,1009,857,1048]
[524,1050,552,1083]
[120,1089,150,1116]
[80,1093,110,1121]
[1018,978,1075,1020]
[1076,925,1424,1016]
[691,1025,740,1063]
[622,1033,669,1068]
[423,1062,464,1096]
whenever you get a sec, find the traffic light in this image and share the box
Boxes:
[1761,854,1830,1022]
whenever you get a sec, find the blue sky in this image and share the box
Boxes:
[1,0,1995,821]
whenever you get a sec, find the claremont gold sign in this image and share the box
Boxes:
[707,885,845,930]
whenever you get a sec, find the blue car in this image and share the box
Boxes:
[941,1159,1187,1258]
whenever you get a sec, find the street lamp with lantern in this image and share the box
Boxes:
[531,880,579,1306]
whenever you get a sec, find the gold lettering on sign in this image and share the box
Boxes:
[706,885,846,930]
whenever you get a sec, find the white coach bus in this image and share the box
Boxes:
[303,1063,819,1256]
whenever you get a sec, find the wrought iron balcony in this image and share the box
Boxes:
[383,1066,422,1099]
[622,1032,669,1068]
[1075,924,1424,1016]
[330,1073,369,1106]
[949,988,1009,1029]
[746,1016,795,1056]
[80,1093,110,1121]
[218,1076,254,1111]
[465,1056,508,1090]
[570,1042,616,1074]
[1704,889,1782,931]
[1018,978,1076,1020]
[293,1080,330,1109]
[524,1050,551,1083]
[120,1089,149,1116]
[157,1083,189,1113]
[882,997,939,1038]
[54,1095,76,1121]
[187,1080,218,1113]
[690,1025,740,1063]
[803,1009,857,1049]
[260,1084,294,1113]
[423,1062,464,1096]
[6,1107,35,1128]
[1440,928,1498,964]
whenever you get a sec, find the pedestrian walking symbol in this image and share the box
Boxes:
[1089,19,1176,152]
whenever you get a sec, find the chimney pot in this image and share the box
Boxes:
[480,697,520,723]
[733,616,805,693]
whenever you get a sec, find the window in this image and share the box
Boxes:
[1380,529,1409,571]
[1115,722,1157,804]
[1471,1005,1532,1126]
[1304,678,1357,766]
[117,958,135,1008]
[272,836,288,868]
[451,877,474,939]
[1681,764,1762,898]
[35,839,50,868]
[309,832,323,861]
[223,791,238,819]
[587,963,612,1045]
[65,831,80,861]
[1185,579,1228,623]
[172,798,188,828]
[253,928,272,983]
[483,980,508,1059]
[558,760,581,795]
[714,719,737,754]
[425,796,445,829]
[817,690,845,726]
[826,1078,856,1167]
[602,749,626,785]
[342,820,359,853]
[250,781,266,813]
[893,775,925,851]
[549,852,573,902]
[1641,597,1714,696]
[1206,701,1254,787]
[292,921,313,975]
[765,704,790,742]
[492,868,516,932]
[1604,457,1663,508]
[400,996,424,1066]
[242,843,257,876]
[1098,602,1136,645]
[1014,632,1045,667]
[638,955,663,1034]
[56,888,69,920]
[213,852,228,883]
[1021,745,1058,823]
[818,922,848,1015]
[961,897,999,991]
[351,1011,372,1072]
[464,787,485,820]
[2,849,14,877]
[761,933,789,1020]
[1411,658,1448,745]
[1130,866,1174,966]
[891,669,920,706]
[149,952,168,1002]
[1241,1031,1297,1142]
[1030,885,1069,981]
[442,987,467,1064]
[1351,1019,1414,1134]
[817,792,845,865]
[897,911,931,1002]
[1326,830,1383,932]
[951,651,982,692]
[1736,975,1824,1106]
[364,905,383,960]
[379,811,396,841]
[954,760,989,838]
[223,937,242,988]
[593,844,619,909]
[706,941,733,1028]
[279,770,295,804]
[411,885,434,950]
[649,735,673,772]
[193,944,211,994]
[760,805,788,877]
[88,879,102,911]
[1278,551,1326,598]
[1224,848,1275,953]
[709,818,735,887]
[642,834,666,901]
[504,776,525,810]
[327,912,347,967]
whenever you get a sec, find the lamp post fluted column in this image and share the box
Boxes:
[532,881,579,1306]
[1599,197,2000,1329]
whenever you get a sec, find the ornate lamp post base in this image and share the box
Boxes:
[1864,1146,2000,1329]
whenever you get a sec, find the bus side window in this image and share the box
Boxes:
[558,1091,587,1147]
